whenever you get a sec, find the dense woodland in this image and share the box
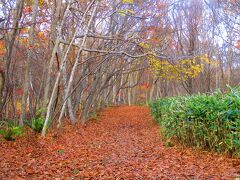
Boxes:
[0,0,240,178]
[0,0,240,134]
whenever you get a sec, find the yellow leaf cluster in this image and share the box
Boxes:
[149,54,214,81]
[122,0,133,4]
[118,9,135,16]
[0,41,6,56]
[139,42,215,81]
[139,42,150,49]
[25,0,44,6]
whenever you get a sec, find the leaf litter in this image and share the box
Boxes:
[0,106,239,179]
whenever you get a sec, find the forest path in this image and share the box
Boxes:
[0,106,239,179]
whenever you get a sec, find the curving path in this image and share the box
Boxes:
[0,106,239,179]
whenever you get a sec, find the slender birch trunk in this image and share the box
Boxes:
[20,0,38,125]
[57,1,98,127]
[1,0,24,115]
[42,1,73,136]
[41,0,62,117]
[128,74,132,106]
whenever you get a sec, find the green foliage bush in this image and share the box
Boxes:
[0,120,23,141]
[27,117,44,133]
[150,87,240,157]
[24,109,44,133]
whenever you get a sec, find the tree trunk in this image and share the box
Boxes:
[20,0,38,125]
[57,1,98,128]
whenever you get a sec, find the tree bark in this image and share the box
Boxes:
[20,0,38,125]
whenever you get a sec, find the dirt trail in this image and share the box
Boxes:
[0,106,239,179]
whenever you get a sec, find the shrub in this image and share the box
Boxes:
[149,87,240,157]
[31,117,44,133]
[24,109,45,133]
[0,120,24,141]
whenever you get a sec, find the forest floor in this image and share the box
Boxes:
[0,106,240,179]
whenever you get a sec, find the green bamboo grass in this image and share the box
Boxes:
[150,87,240,157]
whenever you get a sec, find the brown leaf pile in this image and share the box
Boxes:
[0,106,239,179]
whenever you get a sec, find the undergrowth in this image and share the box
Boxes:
[150,86,240,157]
[0,120,23,141]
